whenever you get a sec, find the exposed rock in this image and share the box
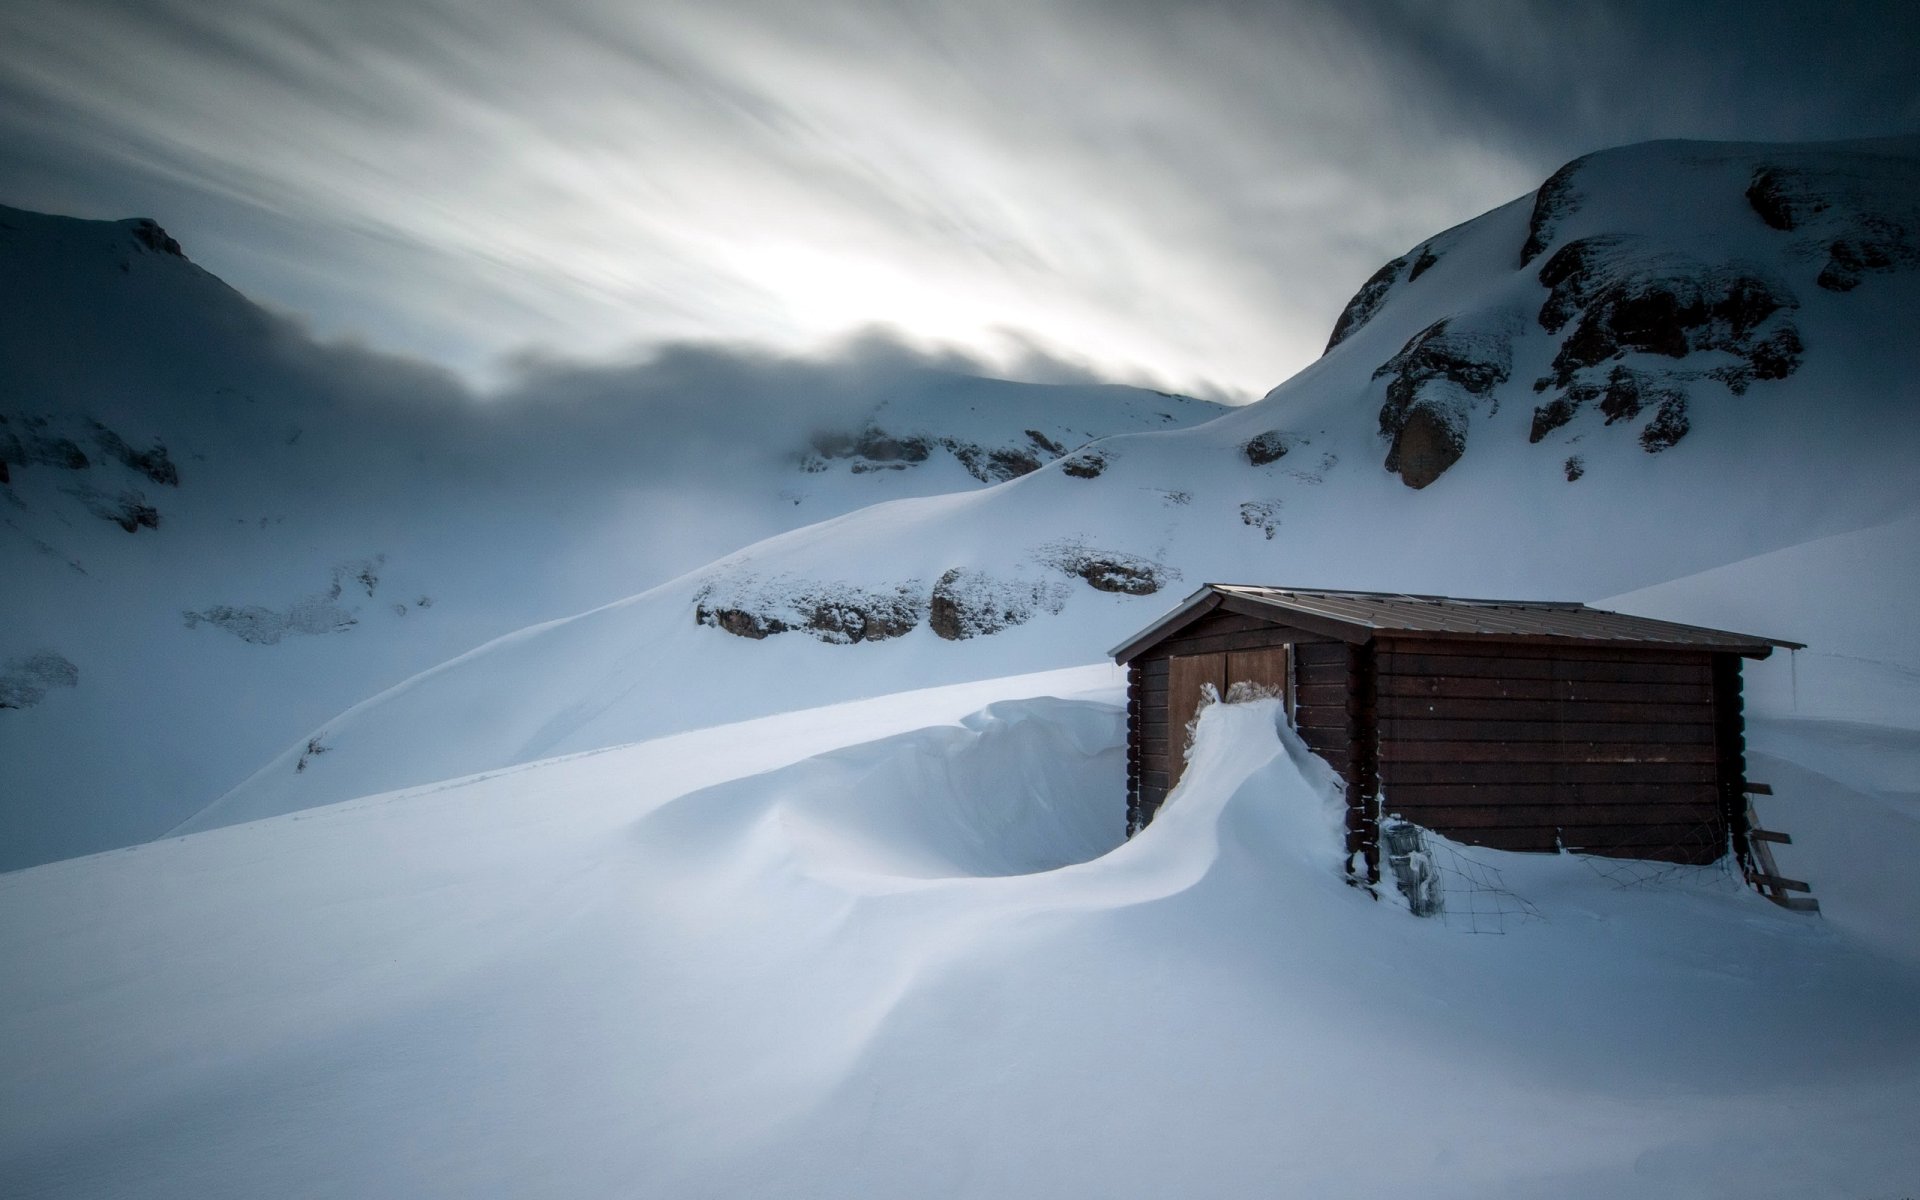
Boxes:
[295,735,330,773]
[1745,167,1822,231]
[184,598,357,644]
[1818,227,1909,291]
[127,218,185,258]
[1024,429,1067,457]
[1532,236,1800,393]
[182,557,387,643]
[64,484,159,532]
[0,414,90,471]
[1638,395,1691,453]
[805,428,932,471]
[1386,407,1463,490]
[695,578,928,644]
[1325,252,1412,352]
[1408,243,1441,282]
[1536,237,1625,334]
[1373,318,1512,488]
[1529,394,1580,443]
[928,568,1068,640]
[1530,365,1690,449]
[1242,431,1293,465]
[1239,500,1282,539]
[0,652,79,710]
[855,431,932,463]
[1038,540,1173,595]
[1599,366,1678,426]
[1060,450,1107,478]
[1521,154,1590,265]
[808,425,1070,483]
[89,421,179,486]
[1744,161,1920,292]
[1563,455,1585,482]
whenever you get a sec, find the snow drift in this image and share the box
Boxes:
[4,682,1916,1198]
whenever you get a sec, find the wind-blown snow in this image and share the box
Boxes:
[4,684,1916,1197]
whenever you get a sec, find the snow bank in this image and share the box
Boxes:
[5,681,1917,1198]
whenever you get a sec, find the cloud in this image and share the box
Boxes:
[0,0,1912,397]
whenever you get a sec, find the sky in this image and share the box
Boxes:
[1,0,1916,399]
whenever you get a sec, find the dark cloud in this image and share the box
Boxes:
[0,0,1912,398]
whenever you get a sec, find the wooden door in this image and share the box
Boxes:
[1228,645,1293,716]
[1167,652,1226,789]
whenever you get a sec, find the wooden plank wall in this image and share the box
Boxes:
[1125,611,1352,835]
[1374,638,1725,863]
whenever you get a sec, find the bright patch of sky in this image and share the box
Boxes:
[0,0,1913,396]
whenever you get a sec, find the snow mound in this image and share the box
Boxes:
[6,680,1918,1198]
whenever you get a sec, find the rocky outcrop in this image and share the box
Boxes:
[126,218,185,258]
[1038,540,1173,595]
[0,652,79,710]
[806,426,1072,483]
[928,568,1068,640]
[1241,431,1293,465]
[695,577,927,644]
[1530,364,1690,447]
[1532,236,1801,393]
[65,484,160,532]
[1373,318,1513,489]
[183,557,388,643]
[89,421,178,486]
[1637,396,1690,453]
[1326,252,1412,352]
[1239,500,1282,539]
[1745,160,1920,292]
[1060,449,1107,478]
[1521,154,1590,266]
[946,440,1043,483]
[0,414,90,472]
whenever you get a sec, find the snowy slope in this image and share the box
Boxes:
[5,682,1916,1198]
[0,206,1222,868]
[200,136,1920,826]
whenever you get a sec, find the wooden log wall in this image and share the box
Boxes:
[1374,638,1724,864]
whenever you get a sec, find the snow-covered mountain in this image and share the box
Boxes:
[192,135,1920,829]
[0,207,1223,869]
[4,137,1920,1199]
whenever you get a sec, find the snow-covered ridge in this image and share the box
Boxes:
[0,204,1222,869]
[180,136,1920,829]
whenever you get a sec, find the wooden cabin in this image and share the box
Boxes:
[1110,586,1801,880]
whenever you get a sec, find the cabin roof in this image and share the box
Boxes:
[1109,584,1803,662]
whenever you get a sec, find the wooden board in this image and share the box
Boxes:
[1384,741,1719,764]
[1380,638,1713,665]
[1228,645,1292,699]
[1378,675,1715,704]
[1383,760,1716,785]
[1381,719,1715,744]
[1167,653,1226,789]
[1382,783,1715,809]
[1378,651,1713,683]
[1376,696,1713,724]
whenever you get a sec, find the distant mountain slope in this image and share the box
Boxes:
[193,136,1920,829]
[0,205,1223,869]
